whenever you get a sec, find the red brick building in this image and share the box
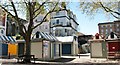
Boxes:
[98,20,120,37]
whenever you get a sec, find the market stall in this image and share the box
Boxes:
[0,35,17,58]
[89,33,107,58]
[31,31,61,60]
[106,32,120,59]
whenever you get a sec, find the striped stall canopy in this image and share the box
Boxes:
[0,35,16,43]
[32,31,59,42]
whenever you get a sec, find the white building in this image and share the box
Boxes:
[24,14,50,35]
[50,9,79,55]
[50,9,79,36]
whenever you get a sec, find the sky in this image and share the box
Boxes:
[68,2,117,35]
[1,1,117,35]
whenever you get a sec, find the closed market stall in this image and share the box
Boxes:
[57,36,78,55]
[106,32,120,59]
[0,35,17,58]
[31,31,61,60]
[89,33,107,58]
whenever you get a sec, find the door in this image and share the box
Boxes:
[108,42,120,58]
[2,44,8,56]
[91,42,102,57]
[18,43,24,56]
[62,44,71,54]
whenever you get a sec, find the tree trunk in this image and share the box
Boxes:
[23,36,31,63]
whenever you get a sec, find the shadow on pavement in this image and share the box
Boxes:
[47,57,75,62]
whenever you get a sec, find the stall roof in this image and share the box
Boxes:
[56,36,74,42]
[0,35,16,43]
[105,32,120,41]
[33,32,59,42]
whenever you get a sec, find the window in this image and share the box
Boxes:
[103,25,106,28]
[45,25,48,29]
[117,28,119,31]
[106,25,108,28]
[56,19,59,24]
[110,24,112,28]
[61,22,63,25]
[39,26,41,29]
[101,29,104,33]
[56,11,59,15]
[1,30,3,34]
[117,24,119,27]
[110,29,112,32]
[53,22,55,25]
[65,29,67,32]
[106,29,108,34]
[100,25,103,28]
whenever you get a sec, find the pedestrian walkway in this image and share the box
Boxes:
[0,53,120,65]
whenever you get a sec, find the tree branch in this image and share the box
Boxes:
[0,5,16,19]
[33,2,46,14]
[33,9,44,19]
[110,12,120,19]
[24,0,29,9]
[10,1,19,21]
[99,2,120,15]
[10,1,26,34]
[32,2,59,30]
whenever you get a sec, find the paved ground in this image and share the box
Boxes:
[1,53,120,65]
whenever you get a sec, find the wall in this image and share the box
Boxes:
[32,22,50,34]
[50,10,68,18]
[31,42,43,58]
[50,9,78,37]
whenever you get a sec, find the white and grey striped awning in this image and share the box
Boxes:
[0,35,16,43]
[32,32,59,42]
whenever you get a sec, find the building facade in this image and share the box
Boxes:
[32,14,50,34]
[0,7,7,35]
[50,9,79,36]
[114,20,120,35]
[98,20,120,37]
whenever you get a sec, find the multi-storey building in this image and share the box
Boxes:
[50,9,79,36]
[114,20,120,35]
[0,7,7,35]
[98,20,120,37]
[32,14,50,34]
[118,2,120,18]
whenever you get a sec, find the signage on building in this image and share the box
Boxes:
[43,40,49,58]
